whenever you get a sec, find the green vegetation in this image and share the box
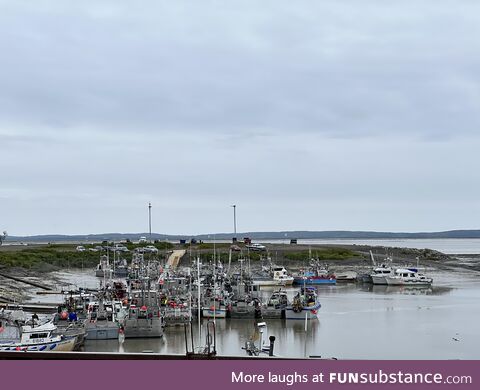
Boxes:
[193,243,233,250]
[0,241,175,271]
[0,242,362,271]
[0,247,100,270]
[284,248,359,262]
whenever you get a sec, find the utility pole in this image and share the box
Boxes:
[231,205,237,242]
[148,202,152,243]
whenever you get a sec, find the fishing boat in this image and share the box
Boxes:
[85,300,119,340]
[202,296,228,318]
[158,274,191,326]
[293,267,336,285]
[95,255,113,278]
[228,277,260,319]
[370,265,394,285]
[162,301,191,326]
[122,303,164,338]
[230,297,261,319]
[123,287,164,338]
[285,287,321,320]
[52,310,87,350]
[0,321,76,352]
[368,251,395,285]
[261,290,288,319]
[334,270,358,282]
[251,269,293,287]
[385,268,433,286]
[271,266,294,285]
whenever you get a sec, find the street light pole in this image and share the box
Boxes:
[231,205,237,242]
[148,202,152,243]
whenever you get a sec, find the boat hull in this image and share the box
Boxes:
[293,277,336,285]
[85,322,119,340]
[385,277,433,286]
[229,305,257,319]
[371,275,389,285]
[251,280,290,287]
[163,308,190,326]
[261,307,284,319]
[123,318,164,338]
[0,337,76,352]
[285,307,319,320]
[202,308,227,318]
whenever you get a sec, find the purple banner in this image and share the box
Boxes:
[0,360,477,389]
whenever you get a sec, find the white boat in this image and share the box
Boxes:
[385,268,433,286]
[271,266,294,285]
[0,321,76,352]
[252,266,294,287]
[334,270,358,282]
[370,265,394,285]
[368,252,394,285]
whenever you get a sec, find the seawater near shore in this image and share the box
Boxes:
[44,266,480,359]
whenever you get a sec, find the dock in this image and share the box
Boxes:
[0,302,59,313]
[0,350,296,360]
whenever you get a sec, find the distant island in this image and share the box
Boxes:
[4,229,480,243]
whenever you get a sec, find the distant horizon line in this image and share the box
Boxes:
[4,228,480,240]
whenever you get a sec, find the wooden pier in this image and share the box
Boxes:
[0,302,59,313]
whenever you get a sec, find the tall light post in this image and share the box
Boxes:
[148,202,152,243]
[231,204,237,242]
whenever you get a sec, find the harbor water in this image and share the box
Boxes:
[44,266,480,359]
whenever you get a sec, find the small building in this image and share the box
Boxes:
[290,239,298,245]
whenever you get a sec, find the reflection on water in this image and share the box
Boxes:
[76,273,480,359]
[358,284,435,295]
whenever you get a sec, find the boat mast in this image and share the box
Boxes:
[197,256,202,346]
[213,237,216,324]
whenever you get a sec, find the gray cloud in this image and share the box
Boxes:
[1,1,479,235]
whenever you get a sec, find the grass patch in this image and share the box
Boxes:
[0,247,100,270]
[284,248,359,262]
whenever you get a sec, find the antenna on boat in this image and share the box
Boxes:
[196,256,202,346]
[0,231,7,246]
[227,248,232,275]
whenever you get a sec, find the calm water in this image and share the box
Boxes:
[42,267,480,360]
[260,238,480,254]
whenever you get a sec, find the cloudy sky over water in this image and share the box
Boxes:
[1,0,480,236]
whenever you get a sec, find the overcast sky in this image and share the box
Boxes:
[1,0,479,236]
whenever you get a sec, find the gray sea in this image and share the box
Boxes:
[260,238,480,255]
